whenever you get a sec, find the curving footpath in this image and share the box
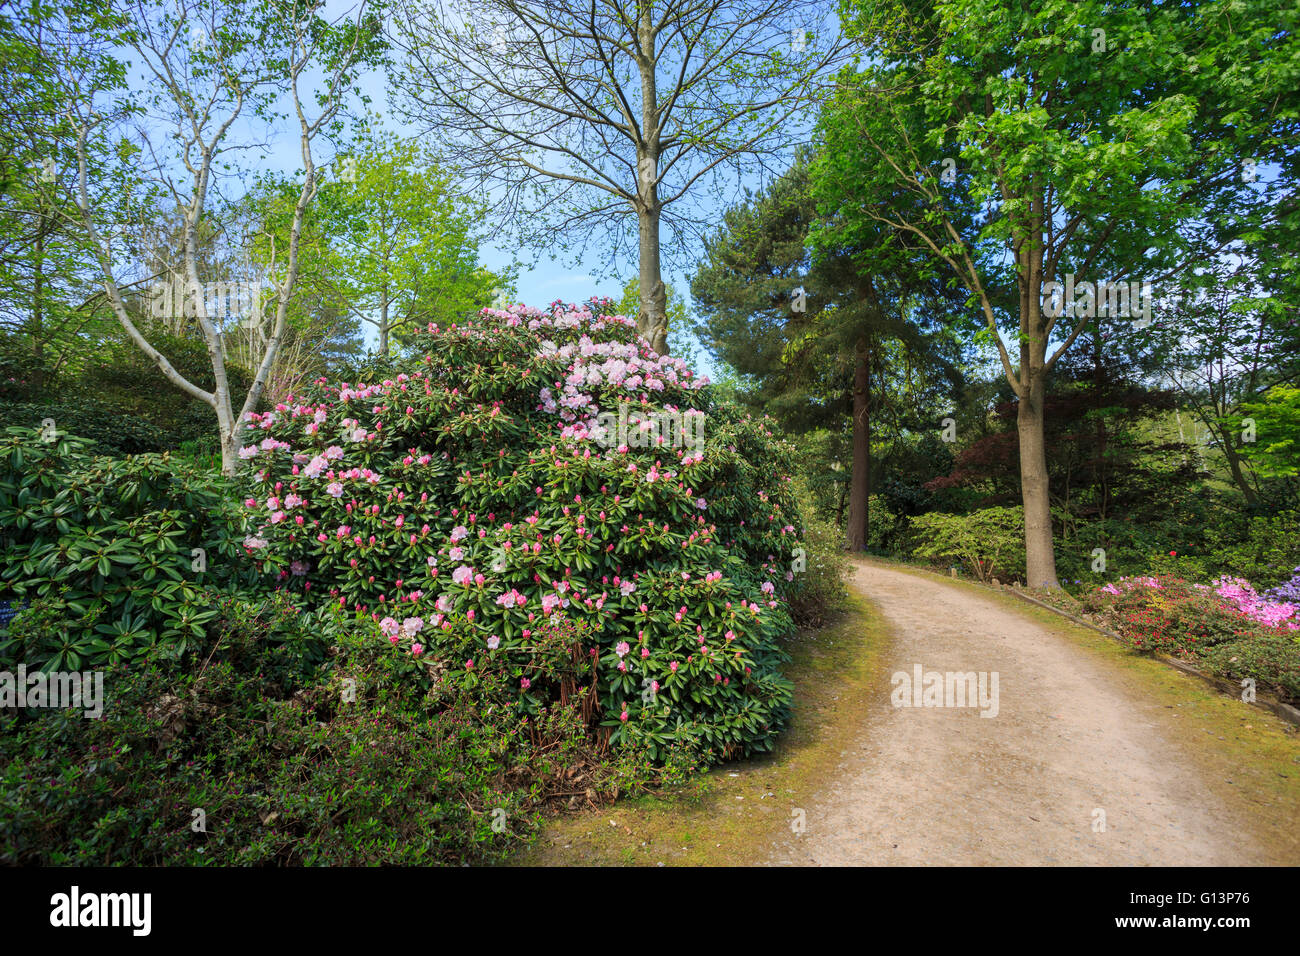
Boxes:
[768,560,1281,866]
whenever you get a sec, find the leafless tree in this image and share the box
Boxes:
[388,0,850,353]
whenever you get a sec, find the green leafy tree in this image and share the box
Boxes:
[321,131,505,356]
[1240,387,1300,480]
[1144,254,1300,506]
[821,0,1298,586]
[0,0,129,396]
[692,157,964,548]
[43,0,384,475]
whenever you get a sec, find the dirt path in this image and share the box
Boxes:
[768,560,1279,866]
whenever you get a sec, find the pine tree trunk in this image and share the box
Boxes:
[847,340,871,551]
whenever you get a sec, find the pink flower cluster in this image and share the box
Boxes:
[1099,576,1162,595]
[1209,576,1300,630]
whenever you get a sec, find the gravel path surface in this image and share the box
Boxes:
[769,560,1265,865]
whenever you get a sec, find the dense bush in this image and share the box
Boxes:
[864,494,907,554]
[0,399,173,456]
[1200,510,1300,588]
[908,506,1025,582]
[1067,508,1300,593]
[1266,566,1300,604]
[1202,634,1300,704]
[235,299,810,764]
[0,426,256,670]
[0,597,656,865]
[1081,576,1257,656]
[787,502,849,628]
[77,329,255,448]
[1079,575,1300,703]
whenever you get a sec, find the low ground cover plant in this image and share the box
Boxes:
[0,596,662,865]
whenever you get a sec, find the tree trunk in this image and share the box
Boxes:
[31,231,45,393]
[846,339,870,551]
[636,203,667,355]
[218,406,241,476]
[1220,430,1261,507]
[635,5,667,356]
[1018,374,1059,588]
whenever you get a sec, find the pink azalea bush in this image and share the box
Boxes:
[1208,576,1300,631]
[1099,574,1299,631]
[235,298,805,762]
[1082,573,1300,701]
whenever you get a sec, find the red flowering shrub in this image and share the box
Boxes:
[1080,574,1300,702]
[235,299,807,763]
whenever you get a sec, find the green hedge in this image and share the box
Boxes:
[0,400,174,456]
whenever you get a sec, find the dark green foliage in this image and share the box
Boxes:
[0,426,257,670]
[1202,635,1300,705]
[76,330,254,447]
[0,399,172,456]
[0,597,653,865]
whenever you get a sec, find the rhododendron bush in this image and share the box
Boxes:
[235,298,805,762]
